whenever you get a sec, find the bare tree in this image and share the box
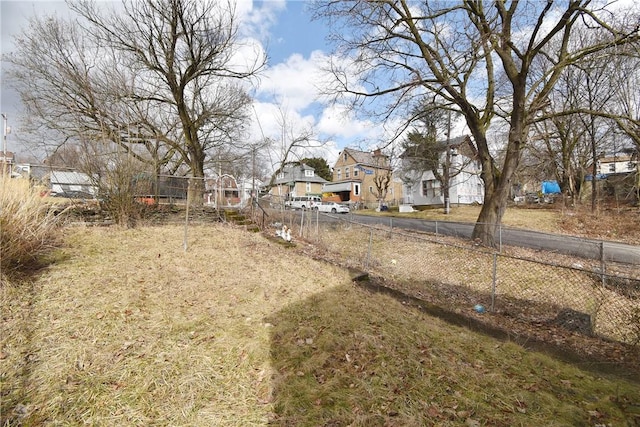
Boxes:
[370,149,393,211]
[313,0,639,246]
[262,103,326,195]
[6,0,263,205]
[528,62,608,207]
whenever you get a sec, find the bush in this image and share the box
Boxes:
[0,175,62,276]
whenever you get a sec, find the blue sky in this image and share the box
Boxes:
[0,0,384,167]
[265,1,327,64]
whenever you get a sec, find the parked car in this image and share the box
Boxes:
[285,195,321,210]
[317,201,350,214]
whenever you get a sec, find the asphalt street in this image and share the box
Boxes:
[312,212,640,265]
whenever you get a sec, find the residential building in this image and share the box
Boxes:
[13,164,98,198]
[206,174,240,207]
[595,153,637,176]
[238,176,264,205]
[1,151,15,175]
[268,163,328,204]
[323,148,402,208]
[204,174,263,208]
[399,135,484,207]
[587,151,639,203]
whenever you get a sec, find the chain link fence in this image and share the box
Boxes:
[263,208,640,346]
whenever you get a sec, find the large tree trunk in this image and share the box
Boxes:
[188,177,205,207]
[472,182,511,247]
[472,123,524,247]
[187,148,206,207]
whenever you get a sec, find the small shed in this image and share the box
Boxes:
[48,170,97,197]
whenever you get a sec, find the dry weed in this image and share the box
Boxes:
[2,223,638,427]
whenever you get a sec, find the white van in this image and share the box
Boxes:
[285,196,321,210]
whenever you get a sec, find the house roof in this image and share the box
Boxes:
[342,148,391,169]
[272,164,328,185]
[206,174,238,190]
[400,135,476,159]
[598,155,632,163]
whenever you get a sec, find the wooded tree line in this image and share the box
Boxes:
[6,0,640,245]
[6,0,266,210]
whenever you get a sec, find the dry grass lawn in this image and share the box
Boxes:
[2,223,639,426]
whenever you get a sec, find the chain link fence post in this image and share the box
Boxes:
[491,253,497,311]
[365,228,373,270]
[600,241,606,288]
[183,178,191,252]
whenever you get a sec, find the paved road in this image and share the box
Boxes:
[313,212,640,265]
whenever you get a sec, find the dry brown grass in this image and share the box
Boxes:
[0,176,62,276]
[310,223,639,344]
[2,225,351,425]
[2,224,639,426]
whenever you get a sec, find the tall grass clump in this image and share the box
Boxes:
[0,175,62,277]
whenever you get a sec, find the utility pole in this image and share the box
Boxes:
[252,146,257,201]
[1,113,8,174]
[444,110,451,214]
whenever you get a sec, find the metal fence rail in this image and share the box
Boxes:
[267,209,640,345]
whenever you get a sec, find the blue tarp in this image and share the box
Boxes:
[585,174,608,181]
[541,180,561,194]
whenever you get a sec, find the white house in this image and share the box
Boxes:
[595,154,637,176]
[399,135,484,207]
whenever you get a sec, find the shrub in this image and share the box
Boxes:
[0,175,62,276]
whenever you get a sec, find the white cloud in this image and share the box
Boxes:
[2,0,374,167]
[236,0,286,42]
[247,100,321,166]
[317,104,380,141]
[229,36,267,75]
[257,50,329,111]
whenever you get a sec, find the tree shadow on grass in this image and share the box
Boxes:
[265,283,452,427]
[360,273,640,383]
[265,276,640,426]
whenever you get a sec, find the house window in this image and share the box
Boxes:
[277,172,285,179]
[337,169,342,180]
[306,182,311,192]
[608,164,616,173]
[422,179,441,197]
[354,183,360,196]
[343,152,348,161]
[305,169,314,177]
[345,167,350,178]
[353,167,359,177]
